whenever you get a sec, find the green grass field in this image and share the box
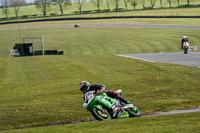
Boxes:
[0,18,200,132]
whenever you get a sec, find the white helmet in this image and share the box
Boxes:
[183,36,187,39]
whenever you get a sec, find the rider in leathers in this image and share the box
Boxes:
[79,81,129,104]
[181,36,189,49]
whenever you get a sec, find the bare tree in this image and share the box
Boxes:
[34,0,51,17]
[167,0,172,8]
[91,0,102,12]
[1,0,11,19]
[176,0,180,7]
[130,0,137,10]
[55,0,72,15]
[124,0,130,10]
[74,0,86,14]
[160,0,163,8]
[149,0,156,8]
[105,0,111,11]
[187,0,190,6]
[10,0,26,18]
[141,0,145,9]
[113,0,120,11]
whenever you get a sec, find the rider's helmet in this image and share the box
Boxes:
[183,36,187,39]
[79,81,90,93]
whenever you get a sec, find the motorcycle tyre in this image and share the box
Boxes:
[126,103,141,117]
[184,49,188,54]
[90,106,111,120]
[184,47,188,54]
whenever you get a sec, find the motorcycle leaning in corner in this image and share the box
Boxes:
[82,89,141,120]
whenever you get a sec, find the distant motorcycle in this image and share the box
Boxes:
[74,24,80,28]
[82,89,141,120]
[183,41,189,54]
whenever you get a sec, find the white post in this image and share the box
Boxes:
[22,36,25,43]
[41,35,44,55]
[32,37,35,55]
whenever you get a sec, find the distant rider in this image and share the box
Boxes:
[181,36,189,49]
[79,81,129,104]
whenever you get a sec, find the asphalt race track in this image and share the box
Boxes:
[1,24,200,31]
[118,52,200,68]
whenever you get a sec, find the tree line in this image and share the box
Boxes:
[0,0,193,19]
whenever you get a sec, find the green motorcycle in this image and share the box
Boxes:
[83,89,141,120]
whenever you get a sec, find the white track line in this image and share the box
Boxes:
[116,54,155,63]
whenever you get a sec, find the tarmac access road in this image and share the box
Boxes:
[118,52,200,68]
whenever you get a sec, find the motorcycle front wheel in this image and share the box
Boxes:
[126,103,141,117]
[90,105,111,120]
[184,47,188,54]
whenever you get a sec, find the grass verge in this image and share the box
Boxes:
[2,112,200,133]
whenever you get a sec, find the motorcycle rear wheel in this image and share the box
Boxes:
[90,105,111,120]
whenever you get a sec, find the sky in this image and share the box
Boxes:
[26,0,35,3]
